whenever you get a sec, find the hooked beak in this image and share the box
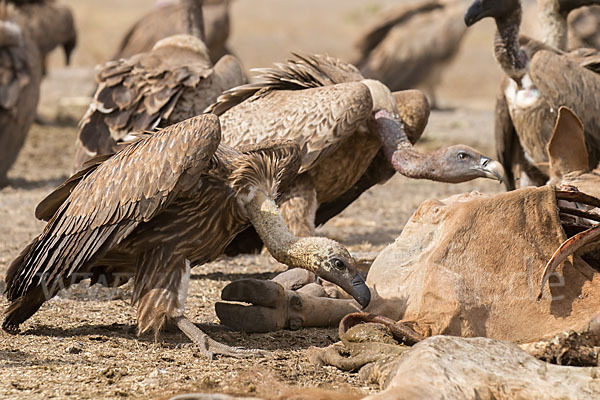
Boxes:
[350,273,371,308]
[476,156,504,183]
[464,0,487,26]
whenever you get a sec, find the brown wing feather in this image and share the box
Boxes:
[5,114,221,303]
[218,81,373,174]
[206,53,364,116]
[76,38,213,165]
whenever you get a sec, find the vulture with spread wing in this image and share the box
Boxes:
[3,114,370,358]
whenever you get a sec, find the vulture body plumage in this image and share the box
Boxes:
[4,114,370,358]
[207,54,503,254]
[0,6,42,185]
[73,34,245,170]
[354,0,468,108]
[465,0,600,189]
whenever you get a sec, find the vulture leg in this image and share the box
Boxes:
[133,251,262,358]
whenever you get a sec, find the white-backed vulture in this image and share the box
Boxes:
[0,5,42,185]
[205,54,503,254]
[465,0,600,189]
[73,0,245,171]
[9,0,76,74]
[113,0,231,64]
[354,0,468,108]
[3,114,370,358]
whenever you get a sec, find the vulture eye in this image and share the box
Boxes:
[457,152,469,161]
[332,258,345,270]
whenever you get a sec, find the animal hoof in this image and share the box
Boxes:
[215,302,287,333]
[272,268,316,290]
[221,279,285,307]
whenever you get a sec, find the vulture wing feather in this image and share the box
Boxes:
[5,114,221,301]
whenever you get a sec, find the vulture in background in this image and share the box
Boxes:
[206,54,504,254]
[73,0,245,170]
[0,4,42,186]
[3,114,370,358]
[465,0,600,190]
[353,0,468,109]
[8,0,76,74]
[568,5,600,50]
[113,0,232,64]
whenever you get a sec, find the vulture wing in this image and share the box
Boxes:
[529,50,600,167]
[494,91,519,191]
[354,0,466,91]
[76,39,213,165]
[5,114,221,303]
[207,54,371,174]
[217,81,373,174]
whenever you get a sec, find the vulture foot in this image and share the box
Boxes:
[174,316,266,359]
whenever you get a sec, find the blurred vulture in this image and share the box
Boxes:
[206,54,503,254]
[568,5,600,50]
[3,114,370,358]
[9,0,76,74]
[73,0,245,170]
[465,0,600,190]
[113,0,232,64]
[0,5,42,185]
[353,0,468,108]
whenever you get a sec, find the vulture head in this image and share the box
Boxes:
[464,0,521,26]
[287,237,370,308]
[400,145,505,184]
[360,79,505,184]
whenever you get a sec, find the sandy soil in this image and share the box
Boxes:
[0,0,538,398]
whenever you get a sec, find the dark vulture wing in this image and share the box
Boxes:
[75,37,213,167]
[494,91,519,191]
[5,114,221,305]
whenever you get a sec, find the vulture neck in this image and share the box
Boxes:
[183,0,206,41]
[372,110,450,182]
[494,10,528,82]
[245,191,315,270]
[539,4,568,50]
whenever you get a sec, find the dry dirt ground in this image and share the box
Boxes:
[0,1,542,399]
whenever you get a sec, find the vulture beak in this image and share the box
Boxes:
[350,273,371,309]
[476,156,505,183]
[464,0,488,26]
[328,270,371,309]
